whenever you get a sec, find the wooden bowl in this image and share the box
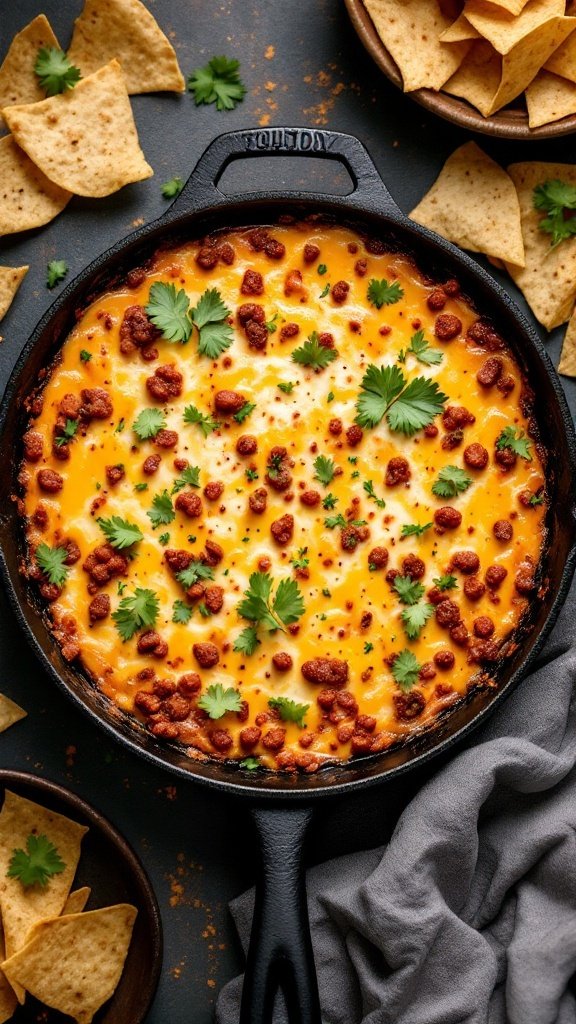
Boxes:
[0,770,162,1024]
[345,0,576,140]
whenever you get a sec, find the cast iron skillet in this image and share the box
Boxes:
[1,127,575,1024]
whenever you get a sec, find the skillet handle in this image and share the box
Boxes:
[165,126,400,218]
[239,804,321,1024]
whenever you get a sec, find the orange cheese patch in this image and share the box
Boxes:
[21,223,546,771]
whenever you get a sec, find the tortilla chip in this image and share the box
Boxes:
[0,135,71,236]
[546,27,576,81]
[559,306,576,376]
[0,15,60,125]
[488,15,576,113]
[444,40,503,115]
[363,0,471,91]
[68,0,184,94]
[440,14,481,42]
[63,887,91,915]
[482,0,531,12]
[465,0,566,54]
[0,935,16,1024]
[410,142,525,266]
[0,266,28,323]
[3,61,153,198]
[505,162,576,330]
[0,694,26,732]
[0,789,88,1000]
[525,69,576,125]
[2,905,137,1024]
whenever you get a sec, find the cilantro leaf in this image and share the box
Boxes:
[393,576,425,605]
[367,278,403,309]
[172,599,194,624]
[364,641,374,654]
[433,574,458,591]
[495,426,532,461]
[35,48,81,95]
[533,180,576,249]
[292,332,338,371]
[97,516,143,549]
[237,572,304,632]
[401,602,434,640]
[46,260,68,289]
[172,465,201,493]
[529,492,544,507]
[240,756,260,770]
[145,282,192,343]
[162,177,184,199]
[291,547,309,570]
[176,561,215,589]
[191,288,233,359]
[269,696,309,728]
[188,56,246,111]
[233,625,261,656]
[386,376,449,436]
[234,402,256,424]
[133,408,166,441]
[8,834,65,888]
[313,454,336,486]
[403,330,443,366]
[112,587,159,641]
[183,404,219,437]
[355,363,405,428]
[324,513,346,529]
[363,479,386,509]
[35,544,69,586]
[147,490,175,529]
[401,521,432,538]
[54,418,78,447]
[277,381,296,394]
[197,683,243,719]
[80,349,92,363]
[322,492,338,509]
[391,649,421,692]
[432,465,472,498]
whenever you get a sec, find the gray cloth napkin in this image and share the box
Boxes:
[216,581,576,1024]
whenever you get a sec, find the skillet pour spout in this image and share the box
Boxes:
[0,127,575,1024]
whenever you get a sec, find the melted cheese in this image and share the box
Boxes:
[22,224,546,769]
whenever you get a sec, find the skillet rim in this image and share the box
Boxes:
[1,127,575,800]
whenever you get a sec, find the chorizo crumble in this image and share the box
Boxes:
[20,223,547,773]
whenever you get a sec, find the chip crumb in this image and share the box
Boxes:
[264,44,275,59]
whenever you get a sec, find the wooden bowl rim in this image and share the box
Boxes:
[344,0,576,140]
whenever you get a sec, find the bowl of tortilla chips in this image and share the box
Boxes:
[345,0,576,138]
[0,771,161,1024]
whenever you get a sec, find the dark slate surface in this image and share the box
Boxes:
[0,2,575,1021]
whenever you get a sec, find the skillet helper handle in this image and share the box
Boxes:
[167,126,400,217]
[239,805,321,1024]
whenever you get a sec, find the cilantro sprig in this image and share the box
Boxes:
[46,260,68,289]
[234,573,304,652]
[112,587,159,641]
[401,602,434,640]
[183,404,219,437]
[54,418,78,448]
[35,544,69,586]
[188,56,246,111]
[355,363,447,435]
[133,408,166,441]
[433,574,458,591]
[146,282,192,342]
[393,576,425,605]
[172,599,194,624]
[367,278,403,309]
[162,177,184,199]
[176,561,215,589]
[35,48,81,95]
[292,332,337,371]
[495,426,532,461]
[313,455,336,486]
[269,696,309,728]
[363,480,386,509]
[399,330,443,367]
[172,465,201,493]
[432,465,472,498]
[391,650,421,692]
[192,288,233,358]
[97,516,143,549]
[145,284,233,357]
[198,683,243,718]
[147,490,175,529]
[401,521,432,538]
[533,180,576,249]
[8,834,65,888]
